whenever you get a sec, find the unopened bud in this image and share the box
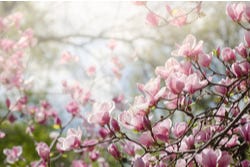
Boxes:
[5,98,10,109]
[111,118,120,132]
[143,116,151,130]
[108,144,120,159]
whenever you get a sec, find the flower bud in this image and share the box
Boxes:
[216,47,221,58]
[36,142,50,161]
[5,98,10,109]
[198,53,212,67]
[99,127,110,138]
[111,118,120,132]
[222,47,236,62]
[66,101,79,115]
[143,116,151,130]
[89,151,99,161]
[232,62,243,77]
[235,43,247,58]
[173,122,187,138]
[108,144,120,159]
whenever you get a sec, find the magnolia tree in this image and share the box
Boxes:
[1,2,250,167]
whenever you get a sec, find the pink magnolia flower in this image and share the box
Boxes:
[60,51,79,64]
[5,98,11,109]
[226,135,239,148]
[86,65,96,77]
[108,144,120,159]
[36,142,50,161]
[88,101,114,126]
[241,160,250,167]
[221,47,236,62]
[166,72,186,94]
[180,61,193,75]
[142,153,157,167]
[214,77,232,95]
[119,95,149,130]
[220,135,239,148]
[155,58,181,79]
[146,12,159,27]
[194,126,214,143]
[235,43,247,58]
[214,106,227,122]
[3,146,22,164]
[8,114,16,123]
[198,53,212,67]
[66,101,80,115]
[111,118,120,132]
[196,148,231,167]
[232,62,244,77]
[57,127,82,151]
[119,108,145,131]
[244,31,250,47]
[137,77,166,105]
[139,131,155,147]
[232,61,250,77]
[131,95,150,112]
[163,91,179,110]
[184,73,208,94]
[89,151,100,161]
[123,141,135,156]
[134,158,145,167]
[34,103,58,124]
[226,3,246,22]
[35,109,46,124]
[6,12,23,28]
[16,28,35,49]
[172,34,203,59]
[183,135,195,149]
[0,39,15,52]
[112,94,124,104]
[0,131,5,138]
[99,127,110,138]
[152,119,172,142]
[173,122,187,138]
[62,80,91,105]
[240,122,250,142]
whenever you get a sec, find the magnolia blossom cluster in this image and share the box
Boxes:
[142,2,202,27]
[1,2,250,167]
[226,3,250,22]
[226,3,250,31]
[0,13,35,89]
[62,80,91,105]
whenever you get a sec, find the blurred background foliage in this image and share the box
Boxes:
[0,1,246,166]
[0,2,243,98]
[0,123,51,166]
